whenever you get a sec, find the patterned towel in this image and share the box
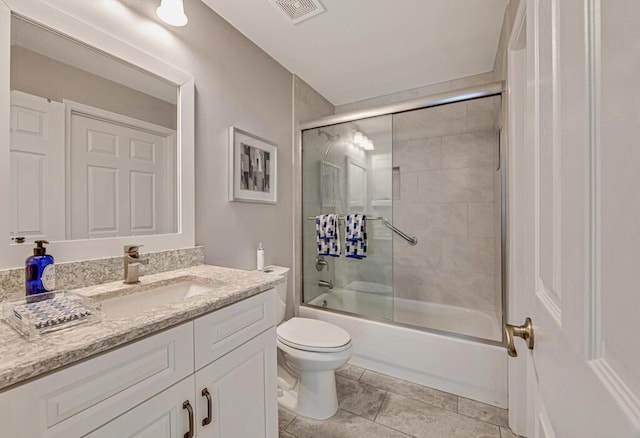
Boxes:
[345,214,367,259]
[316,214,341,257]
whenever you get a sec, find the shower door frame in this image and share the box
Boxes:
[298,81,507,348]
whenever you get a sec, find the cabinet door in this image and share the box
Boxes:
[87,375,195,438]
[195,328,277,438]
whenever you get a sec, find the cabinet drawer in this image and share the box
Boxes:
[0,322,194,438]
[194,289,276,370]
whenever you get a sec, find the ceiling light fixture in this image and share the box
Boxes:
[156,0,188,27]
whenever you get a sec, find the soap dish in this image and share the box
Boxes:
[2,291,102,339]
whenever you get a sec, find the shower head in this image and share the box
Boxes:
[318,130,340,160]
[318,130,340,143]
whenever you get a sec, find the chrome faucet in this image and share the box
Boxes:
[318,280,334,289]
[124,245,149,284]
[315,256,329,272]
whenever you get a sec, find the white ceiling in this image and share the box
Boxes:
[200,0,509,106]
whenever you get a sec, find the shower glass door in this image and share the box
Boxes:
[390,96,503,341]
[301,94,504,343]
[301,115,394,321]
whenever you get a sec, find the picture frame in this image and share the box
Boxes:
[228,127,277,203]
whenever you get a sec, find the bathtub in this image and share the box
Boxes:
[302,287,508,407]
[308,288,502,341]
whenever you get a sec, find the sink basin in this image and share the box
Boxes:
[99,281,214,318]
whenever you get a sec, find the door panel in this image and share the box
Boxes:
[130,170,156,232]
[519,0,640,436]
[598,0,640,407]
[9,91,65,241]
[535,0,561,308]
[11,151,44,234]
[87,165,119,234]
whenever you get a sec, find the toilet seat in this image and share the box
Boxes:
[277,317,351,353]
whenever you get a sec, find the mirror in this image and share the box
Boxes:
[346,158,367,211]
[9,15,178,242]
[0,0,195,269]
[320,160,340,209]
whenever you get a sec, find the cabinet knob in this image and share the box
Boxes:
[202,388,213,426]
[183,400,194,438]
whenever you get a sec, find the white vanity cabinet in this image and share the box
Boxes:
[0,289,277,438]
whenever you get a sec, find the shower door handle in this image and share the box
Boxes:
[504,317,534,357]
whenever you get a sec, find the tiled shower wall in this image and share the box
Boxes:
[392,95,501,314]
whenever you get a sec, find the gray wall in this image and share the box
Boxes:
[43,0,295,276]
[11,46,177,129]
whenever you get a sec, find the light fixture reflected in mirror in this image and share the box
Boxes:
[353,130,374,150]
[156,0,189,27]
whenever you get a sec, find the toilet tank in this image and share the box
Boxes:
[264,265,289,323]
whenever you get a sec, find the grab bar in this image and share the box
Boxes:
[305,216,418,246]
[381,218,418,246]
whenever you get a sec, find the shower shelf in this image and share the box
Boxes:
[305,216,418,246]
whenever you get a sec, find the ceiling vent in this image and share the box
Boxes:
[270,0,325,25]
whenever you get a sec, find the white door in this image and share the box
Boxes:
[69,104,175,239]
[9,91,65,241]
[86,376,196,438]
[508,0,640,436]
[195,328,278,438]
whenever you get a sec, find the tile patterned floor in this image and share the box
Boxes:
[279,363,522,438]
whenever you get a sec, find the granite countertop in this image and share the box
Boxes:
[0,264,285,391]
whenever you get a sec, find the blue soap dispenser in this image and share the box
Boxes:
[25,240,55,300]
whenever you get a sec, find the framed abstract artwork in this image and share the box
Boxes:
[228,127,277,203]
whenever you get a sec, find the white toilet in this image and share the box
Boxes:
[267,266,352,420]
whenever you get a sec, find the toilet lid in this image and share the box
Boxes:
[277,318,351,352]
